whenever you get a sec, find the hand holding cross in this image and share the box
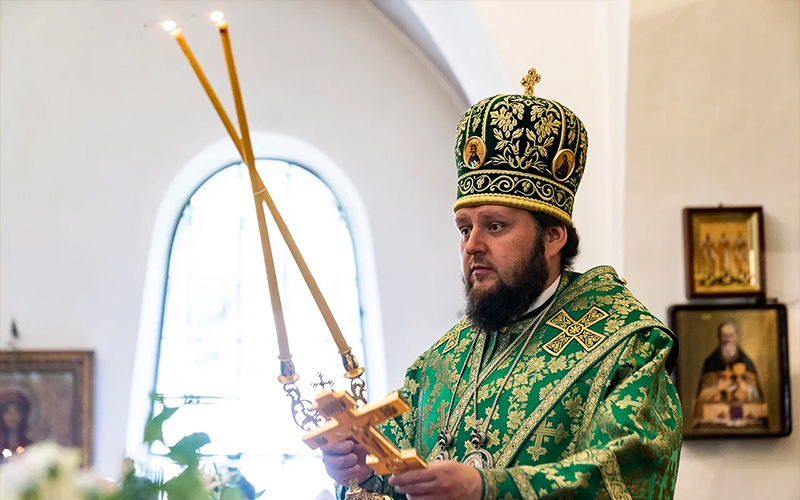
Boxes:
[303,390,426,476]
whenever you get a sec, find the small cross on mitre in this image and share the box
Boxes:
[521,68,541,96]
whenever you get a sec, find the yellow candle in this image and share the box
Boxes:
[162,23,243,159]
[214,13,352,355]
[162,19,292,361]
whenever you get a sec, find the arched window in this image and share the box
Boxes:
[151,158,368,497]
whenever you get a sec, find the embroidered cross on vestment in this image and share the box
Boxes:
[543,306,609,356]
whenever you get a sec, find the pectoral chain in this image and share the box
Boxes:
[434,304,554,469]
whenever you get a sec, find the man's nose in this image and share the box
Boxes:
[464,229,487,255]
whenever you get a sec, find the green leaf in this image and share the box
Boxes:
[119,474,160,500]
[162,468,212,500]
[144,405,179,445]
[220,487,245,500]
[167,432,210,468]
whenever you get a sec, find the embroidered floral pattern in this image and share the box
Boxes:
[453,94,589,225]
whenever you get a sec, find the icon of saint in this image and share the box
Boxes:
[0,391,34,456]
[554,155,571,179]
[694,321,766,428]
[467,143,481,169]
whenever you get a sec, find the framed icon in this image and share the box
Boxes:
[668,303,790,438]
[683,206,765,298]
[0,351,94,464]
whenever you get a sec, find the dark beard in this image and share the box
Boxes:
[464,234,550,333]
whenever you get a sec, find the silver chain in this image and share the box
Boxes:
[470,303,550,447]
[436,302,554,458]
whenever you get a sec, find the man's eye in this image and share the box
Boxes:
[489,223,503,231]
[459,227,471,237]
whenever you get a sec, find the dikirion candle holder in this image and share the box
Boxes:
[159,11,426,495]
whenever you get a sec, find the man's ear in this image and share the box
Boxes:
[544,224,568,259]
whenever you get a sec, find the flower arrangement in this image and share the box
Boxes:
[0,395,259,500]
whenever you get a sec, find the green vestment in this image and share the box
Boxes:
[339,266,683,499]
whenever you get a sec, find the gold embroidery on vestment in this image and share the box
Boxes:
[573,343,627,453]
[544,306,609,356]
[497,318,662,467]
[595,449,633,500]
[527,420,569,461]
[481,469,500,500]
[509,468,540,498]
[434,319,469,354]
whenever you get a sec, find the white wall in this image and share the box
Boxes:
[0,0,465,476]
[626,1,800,498]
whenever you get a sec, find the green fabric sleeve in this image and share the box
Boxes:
[480,329,683,500]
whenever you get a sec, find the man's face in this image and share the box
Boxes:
[456,205,539,291]
[455,205,551,331]
[470,144,477,154]
[719,323,739,347]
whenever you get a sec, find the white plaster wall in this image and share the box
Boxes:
[626,1,800,498]
[468,0,629,274]
[0,0,466,475]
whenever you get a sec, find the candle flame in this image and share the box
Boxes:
[2,449,12,458]
[160,20,177,32]
[209,11,225,23]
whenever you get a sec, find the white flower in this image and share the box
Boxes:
[0,441,84,500]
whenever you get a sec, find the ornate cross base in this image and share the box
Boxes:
[344,479,392,500]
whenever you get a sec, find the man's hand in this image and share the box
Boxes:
[320,439,373,485]
[388,460,482,500]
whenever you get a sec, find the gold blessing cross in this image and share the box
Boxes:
[302,390,426,475]
[543,307,609,356]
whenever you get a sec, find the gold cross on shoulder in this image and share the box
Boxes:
[302,390,426,475]
[521,68,541,96]
[543,306,609,356]
[434,319,469,354]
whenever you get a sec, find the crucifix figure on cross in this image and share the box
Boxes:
[302,390,427,477]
